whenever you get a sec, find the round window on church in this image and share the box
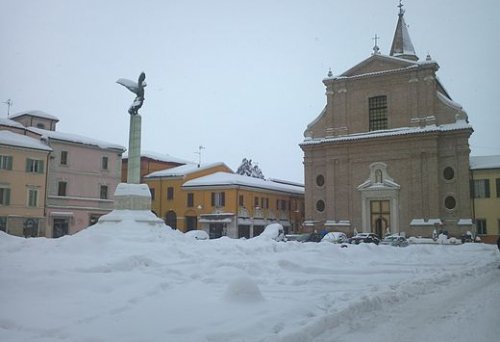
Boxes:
[444,196,456,210]
[316,200,325,212]
[443,167,455,181]
[316,175,325,187]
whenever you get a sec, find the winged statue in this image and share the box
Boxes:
[117,72,147,115]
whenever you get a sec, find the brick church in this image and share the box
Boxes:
[300,3,473,237]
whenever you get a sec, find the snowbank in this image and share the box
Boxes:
[0,219,498,342]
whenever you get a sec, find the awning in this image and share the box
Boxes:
[50,212,74,217]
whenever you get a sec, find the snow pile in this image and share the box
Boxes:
[1,217,499,342]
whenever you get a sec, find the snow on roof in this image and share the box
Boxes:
[145,162,230,178]
[183,172,304,195]
[301,120,472,146]
[28,127,125,151]
[470,155,500,170]
[122,150,193,165]
[9,110,59,121]
[0,130,52,151]
[0,117,24,129]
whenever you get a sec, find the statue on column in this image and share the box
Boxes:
[116,72,147,115]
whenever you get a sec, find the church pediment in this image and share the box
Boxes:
[340,55,416,78]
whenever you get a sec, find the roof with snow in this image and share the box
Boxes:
[9,110,59,122]
[183,172,304,195]
[28,127,125,151]
[302,120,472,146]
[470,155,500,170]
[0,130,52,151]
[122,150,193,165]
[145,162,230,178]
[0,117,25,129]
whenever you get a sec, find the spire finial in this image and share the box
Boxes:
[372,34,381,55]
[327,68,333,77]
[398,0,405,16]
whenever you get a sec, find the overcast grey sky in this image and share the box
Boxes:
[1,0,499,183]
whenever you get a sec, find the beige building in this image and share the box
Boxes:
[300,6,473,238]
[470,156,500,243]
[0,126,52,237]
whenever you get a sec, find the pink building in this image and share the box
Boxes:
[8,111,125,237]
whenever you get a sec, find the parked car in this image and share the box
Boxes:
[184,230,209,240]
[285,232,323,243]
[381,235,409,247]
[321,232,348,244]
[258,223,285,242]
[348,233,380,245]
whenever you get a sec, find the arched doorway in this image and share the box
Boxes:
[165,210,177,229]
[370,200,390,237]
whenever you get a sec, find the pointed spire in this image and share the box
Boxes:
[389,1,418,61]
[327,68,333,77]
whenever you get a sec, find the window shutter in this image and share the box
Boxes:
[221,192,225,206]
[39,160,44,173]
[211,192,215,206]
[26,158,31,172]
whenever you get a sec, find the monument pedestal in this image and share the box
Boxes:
[98,183,164,226]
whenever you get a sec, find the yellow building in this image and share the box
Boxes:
[144,163,305,238]
[144,162,233,230]
[0,129,52,237]
[470,156,500,243]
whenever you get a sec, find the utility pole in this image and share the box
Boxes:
[3,99,13,117]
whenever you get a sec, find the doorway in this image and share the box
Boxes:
[370,200,390,237]
[53,218,69,238]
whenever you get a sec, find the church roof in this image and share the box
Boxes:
[389,2,418,61]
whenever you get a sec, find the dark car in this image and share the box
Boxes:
[286,232,323,243]
[348,233,380,245]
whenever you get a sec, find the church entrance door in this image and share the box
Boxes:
[370,200,390,237]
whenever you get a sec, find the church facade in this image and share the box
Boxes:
[300,6,473,238]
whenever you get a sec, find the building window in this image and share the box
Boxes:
[239,195,244,207]
[0,187,11,206]
[100,185,108,199]
[316,200,325,212]
[36,123,45,129]
[0,216,6,231]
[316,174,325,187]
[187,193,194,207]
[444,196,456,210]
[496,179,500,198]
[60,151,68,165]
[58,181,67,196]
[101,156,108,170]
[27,189,38,207]
[0,155,13,170]
[443,167,455,181]
[476,219,487,235]
[167,187,174,200]
[26,158,44,173]
[89,214,101,226]
[260,197,269,209]
[472,179,490,198]
[150,188,155,200]
[211,192,225,207]
[255,197,260,208]
[369,95,388,131]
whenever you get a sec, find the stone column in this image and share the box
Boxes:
[127,114,141,184]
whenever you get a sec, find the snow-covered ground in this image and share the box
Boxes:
[1,215,499,342]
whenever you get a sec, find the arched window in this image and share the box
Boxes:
[375,169,383,183]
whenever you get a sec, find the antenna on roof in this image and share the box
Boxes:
[195,145,205,168]
[3,98,13,117]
